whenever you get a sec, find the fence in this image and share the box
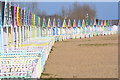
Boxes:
[0,1,119,79]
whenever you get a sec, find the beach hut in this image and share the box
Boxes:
[77,20,82,33]
[3,2,15,50]
[109,20,113,35]
[20,8,24,43]
[81,19,86,38]
[21,8,25,43]
[97,20,101,35]
[47,18,52,36]
[85,18,90,38]
[35,15,39,39]
[57,18,62,36]
[82,19,85,27]
[52,18,57,36]
[73,19,77,35]
[77,20,81,38]
[0,2,4,52]
[8,2,13,48]
[67,19,72,38]
[27,10,30,41]
[57,18,62,41]
[31,13,35,39]
[106,20,111,35]
[67,19,72,33]
[77,20,81,27]
[89,19,94,37]
[93,19,97,36]
[41,18,47,37]
[103,20,107,35]
[24,9,29,42]
[62,19,67,40]
[62,19,67,35]
[100,20,105,35]
[38,16,41,38]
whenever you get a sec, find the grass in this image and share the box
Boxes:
[41,73,60,80]
[102,37,117,40]
[62,41,70,42]
[81,39,91,42]
[40,78,63,80]
[52,46,56,48]
[62,39,92,43]
[41,73,51,76]
[78,43,117,47]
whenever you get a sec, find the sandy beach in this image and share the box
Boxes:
[41,35,118,78]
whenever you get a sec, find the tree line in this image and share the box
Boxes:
[13,2,96,20]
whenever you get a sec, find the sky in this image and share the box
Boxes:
[37,2,118,20]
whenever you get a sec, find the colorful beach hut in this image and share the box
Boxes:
[47,18,52,36]
[41,18,47,37]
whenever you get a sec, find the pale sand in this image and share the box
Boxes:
[41,35,118,78]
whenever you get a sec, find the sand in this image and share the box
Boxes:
[41,35,118,78]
